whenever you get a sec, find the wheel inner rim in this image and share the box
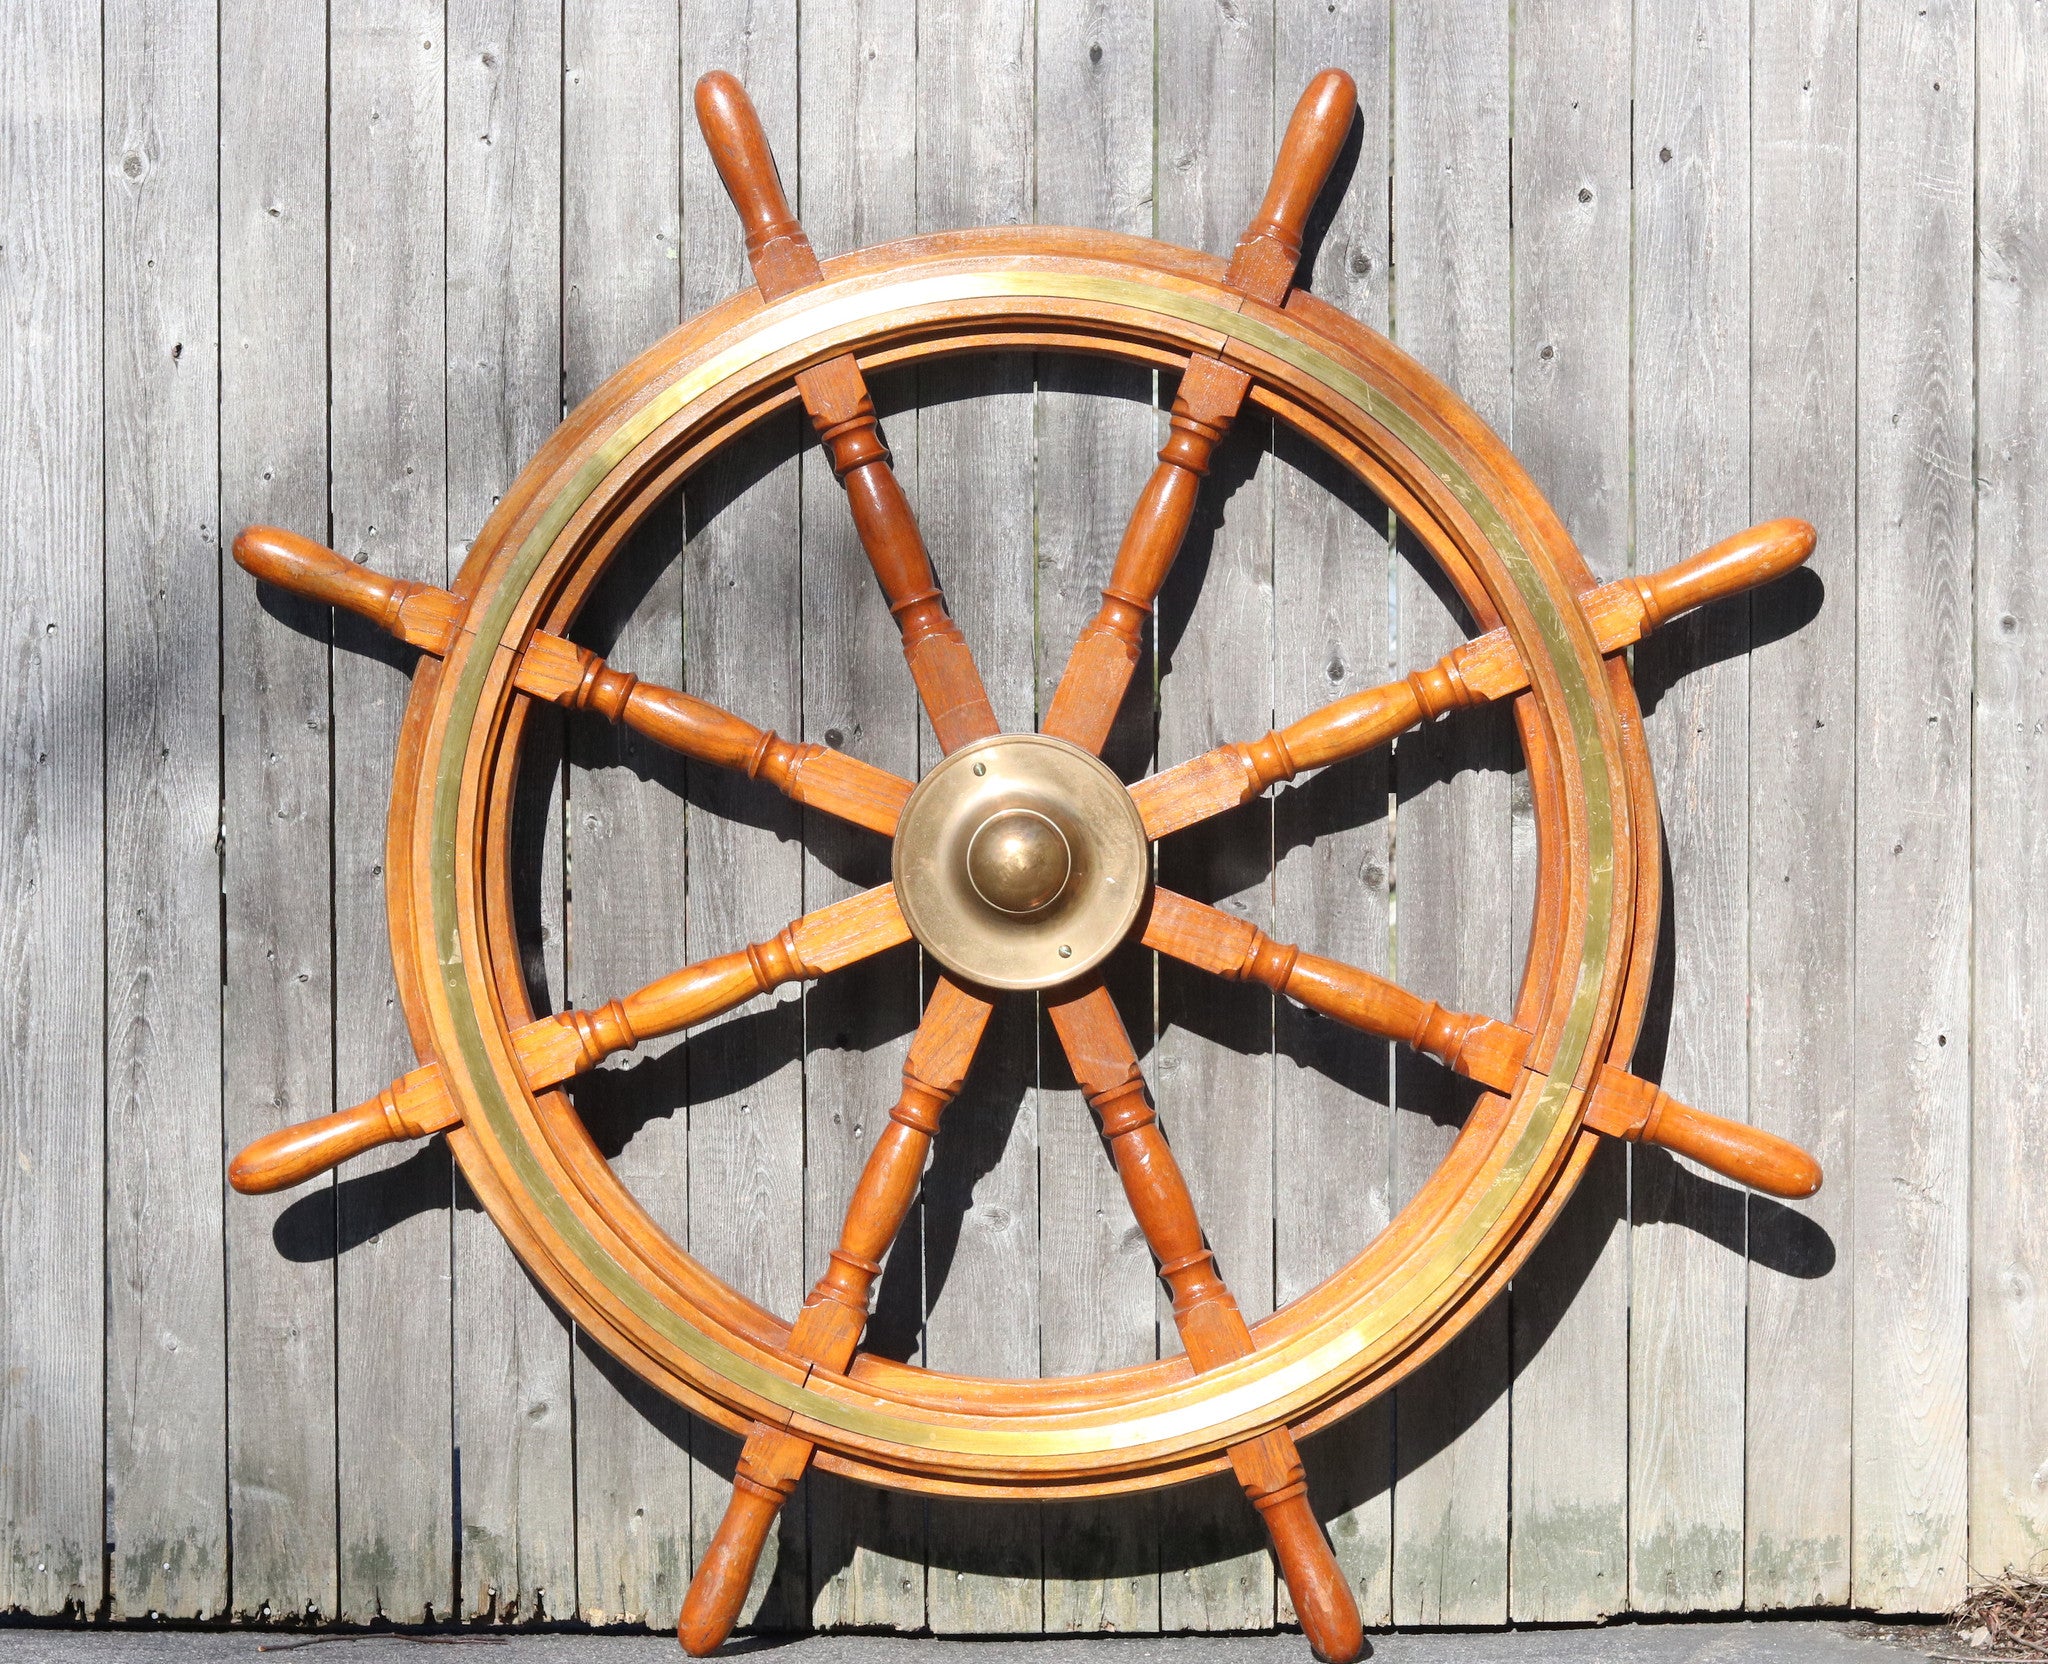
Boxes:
[416,244,1639,1485]
[892,732,1148,992]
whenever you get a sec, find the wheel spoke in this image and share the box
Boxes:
[696,72,999,756]
[1141,887,1530,1090]
[786,975,993,1371]
[1139,888,1823,1197]
[1041,72,1361,760]
[514,633,912,834]
[1046,980,1361,1663]
[233,526,914,837]
[1126,517,1817,841]
[1040,353,1254,753]
[677,973,993,1655]
[227,884,911,1194]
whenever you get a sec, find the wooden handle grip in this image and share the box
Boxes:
[1261,1485,1365,1662]
[1585,1065,1822,1198]
[1256,69,1359,253]
[678,1423,811,1655]
[228,1066,457,1194]
[233,525,459,654]
[1227,69,1359,302]
[677,1481,783,1655]
[234,524,397,618]
[693,71,821,300]
[1644,1096,1822,1199]
[1630,516,1815,633]
[693,71,797,245]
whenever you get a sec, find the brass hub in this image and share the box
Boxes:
[891,733,1149,992]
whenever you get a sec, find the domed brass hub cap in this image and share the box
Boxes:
[891,733,1148,992]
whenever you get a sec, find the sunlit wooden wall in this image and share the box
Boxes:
[3,0,2042,1632]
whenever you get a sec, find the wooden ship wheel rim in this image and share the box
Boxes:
[400,227,1647,1491]
[225,68,1821,1655]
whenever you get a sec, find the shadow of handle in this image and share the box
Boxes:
[1586,1064,1822,1199]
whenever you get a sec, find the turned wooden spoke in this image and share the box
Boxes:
[695,72,999,755]
[1046,983,1362,1664]
[1130,517,1817,840]
[1042,71,1357,756]
[234,526,912,837]
[227,885,910,1195]
[677,977,994,1656]
[1142,887,1822,1200]
[1142,888,1531,1090]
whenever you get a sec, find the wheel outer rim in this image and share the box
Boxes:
[397,231,1643,1490]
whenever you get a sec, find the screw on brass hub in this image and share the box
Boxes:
[891,733,1148,992]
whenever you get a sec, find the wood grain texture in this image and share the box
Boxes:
[11,0,2047,1628]
[1973,0,2048,1583]
[1389,0,1512,1626]
[561,0,689,1625]
[1853,0,1973,1612]
[219,0,338,1617]
[796,0,925,1629]
[1505,0,1631,1622]
[0,0,104,1619]
[914,0,1043,1632]
[328,0,452,1620]
[1272,5,1395,1632]
[1628,0,1750,1613]
[680,3,808,1631]
[1033,0,1161,1634]
[446,0,573,1621]
[1154,0,1277,1630]
[1745,0,1856,1611]
[102,0,224,1620]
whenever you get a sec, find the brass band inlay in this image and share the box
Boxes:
[424,257,1621,1467]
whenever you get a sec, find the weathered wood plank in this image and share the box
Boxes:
[328,0,452,1622]
[679,4,809,1633]
[1271,0,1395,1635]
[1744,0,1856,1611]
[1388,0,1512,1627]
[101,0,224,1621]
[219,0,338,1620]
[1033,0,1159,1635]
[1852,0,1973,1612]
[1153,0,1276,1632]
[795,0,928,1632]
[914,0,1042,1633]
[561,0,689,1626]
[1628,0,1750,1614]
[1973,0,2048,1584]
[446,0,574,1622]
[0,0,104,1619]
[1504,0,1631,1623]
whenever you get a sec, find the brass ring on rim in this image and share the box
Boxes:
[386,226,1660,1498]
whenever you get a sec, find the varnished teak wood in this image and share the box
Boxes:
[678,978,994,1654]
[1131,517,1816,840]
[229,884,910,1194]
[1142,888,1821,1200]
[1047,985,1363,1664]
[1042,70,1358,757]
[695,71,999,756]
[233,526,912,836]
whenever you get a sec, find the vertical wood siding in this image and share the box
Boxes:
[2,0,2040,1630]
